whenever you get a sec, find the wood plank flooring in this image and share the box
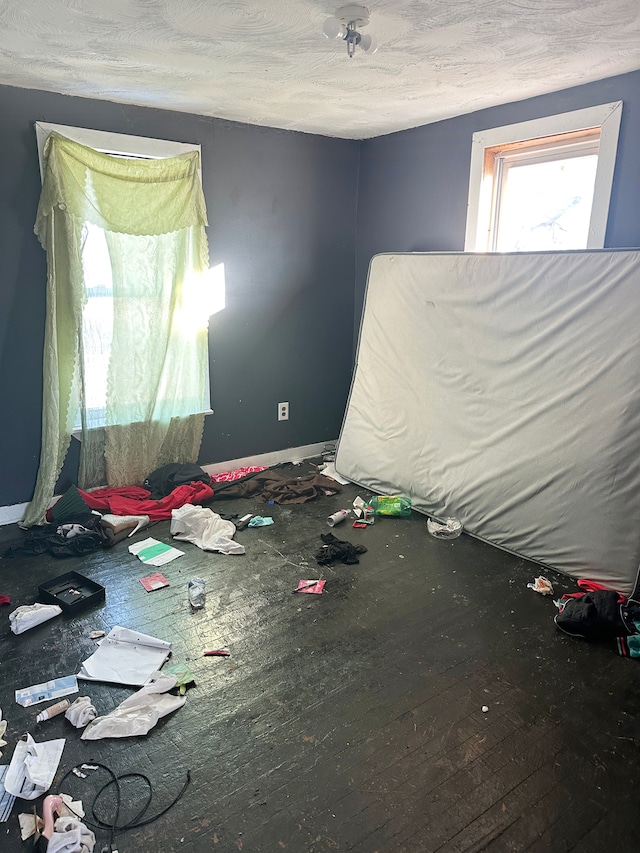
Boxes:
[1,464,639,852]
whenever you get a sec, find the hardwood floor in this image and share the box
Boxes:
[1,464,639,852]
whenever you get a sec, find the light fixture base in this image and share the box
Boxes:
[335,4,370,28]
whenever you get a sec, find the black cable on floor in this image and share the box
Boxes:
[55,762,191,853]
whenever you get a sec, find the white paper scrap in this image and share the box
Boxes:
[128,537,184,567]
[77,625,172,686]
[15,675,79,707]
[319,462,351,485]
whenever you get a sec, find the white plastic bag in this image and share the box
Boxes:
[9,603,62,634]
[81,673,185,740]
[4,734,65,800]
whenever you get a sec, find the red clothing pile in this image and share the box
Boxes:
[78,481,214,520]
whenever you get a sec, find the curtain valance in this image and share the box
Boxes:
[35,132,208,239]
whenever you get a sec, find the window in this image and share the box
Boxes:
[464,102,622,253]
[35,123,224,430]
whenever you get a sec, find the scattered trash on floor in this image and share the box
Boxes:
[65,697,97,729]
[87,631,104,640]
[38,571,106,614]
[369,495,412,517]
[317,461,351,485]
[188,577,206,609]
[327,509,349,527]
[15,676,79,707]
[52,763,189,849]
[4,733,65,799]
[315,533,367,566]
[527,576,554,595]
[81,673,186,740]
[482,705,489,713]
[164,662,196,695]
[77,626,172,686]
[128,537,184,567]
[36,699,71,723]
[18,811,43,840]
[0,595,10,606]
[248,516,274,527]
[351,497,375,527]
[426,516,463,539]
[235,513,253,530]
[139,571,170,592]
[9,602,62,635]
[31,793,95,853]
[293,580,326,595]
[203,649,230,657]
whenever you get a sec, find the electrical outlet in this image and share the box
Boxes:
[278,401,289,421]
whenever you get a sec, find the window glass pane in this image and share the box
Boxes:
[79,224,113,429]
[495,155,598,252]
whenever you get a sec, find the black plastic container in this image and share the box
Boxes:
[38,571,105,613]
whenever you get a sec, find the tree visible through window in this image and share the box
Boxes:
[465,102,622,253]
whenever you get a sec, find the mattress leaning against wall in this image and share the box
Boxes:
[335,250,640,595]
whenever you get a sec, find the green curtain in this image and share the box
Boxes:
[23,132,210,526]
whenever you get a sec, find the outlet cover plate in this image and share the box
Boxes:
[278,402,289,421]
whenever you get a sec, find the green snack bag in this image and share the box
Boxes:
[164,662,196,695]
[369,495,412,517]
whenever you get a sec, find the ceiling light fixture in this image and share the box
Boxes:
[322,4,378,58]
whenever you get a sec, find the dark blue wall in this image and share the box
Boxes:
[2,70,639,509]
[355,70,640,331]
[0,85,359,507]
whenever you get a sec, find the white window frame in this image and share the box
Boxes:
[464,101,623,252]
[34,123,212,432]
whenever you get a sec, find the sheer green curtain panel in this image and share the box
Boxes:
[23,132,210,526]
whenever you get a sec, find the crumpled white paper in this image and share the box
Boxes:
[170,504,245,555]
[81,673,185,740]
[4,734,65,800]
[65,697,97,729]
[9,603,62,635]
[47,816,96,853]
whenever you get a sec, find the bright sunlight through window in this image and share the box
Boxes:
[465,102,622,253]
[35,123,225,432]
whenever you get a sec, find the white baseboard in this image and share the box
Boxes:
[0,502,32,527]
[201,441,335,477]
[0,441,337,527]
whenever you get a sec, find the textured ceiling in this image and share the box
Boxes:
[0,0,639,139]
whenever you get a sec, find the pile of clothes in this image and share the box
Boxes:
[555,579,640,657]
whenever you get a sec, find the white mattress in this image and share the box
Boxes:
[336,250,640,595]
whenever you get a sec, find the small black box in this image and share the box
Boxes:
[38,571,105,613]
